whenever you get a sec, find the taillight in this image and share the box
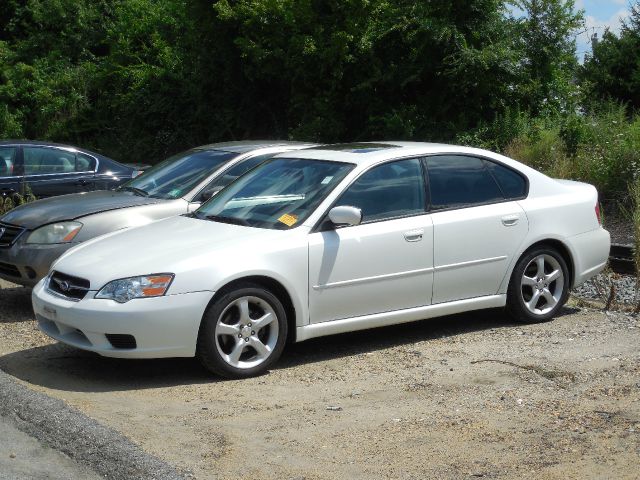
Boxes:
[595,202,602,225]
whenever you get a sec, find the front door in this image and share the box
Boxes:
[308,158,433,324]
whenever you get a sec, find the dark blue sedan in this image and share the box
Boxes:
[0,141,137,199]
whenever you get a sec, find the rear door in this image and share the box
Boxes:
[426,155,529,304]
[22,146,96,198]
[0,145,21,198]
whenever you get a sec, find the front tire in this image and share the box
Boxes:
[196,283,288,378]
[506,246,570,323]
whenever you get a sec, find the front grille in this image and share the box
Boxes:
[0,223,25,247]
[106,334,137,349]
[0,262,20,278]
[47,271,90,301]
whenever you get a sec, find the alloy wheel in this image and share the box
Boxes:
[214,296,279,369]
[520,254,565,315]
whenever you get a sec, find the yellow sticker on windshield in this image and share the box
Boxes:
[278,213,298,227]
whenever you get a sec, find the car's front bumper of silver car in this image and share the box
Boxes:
[0,225,77,287]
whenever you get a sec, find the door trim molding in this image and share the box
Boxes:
[312,266,434,291]
[434,255,507,273]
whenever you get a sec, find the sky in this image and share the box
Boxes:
[576,0,633,58]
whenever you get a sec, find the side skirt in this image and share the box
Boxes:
[295,295,506,342]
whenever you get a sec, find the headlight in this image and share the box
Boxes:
[27,222,83,244]
[95,274,174,303]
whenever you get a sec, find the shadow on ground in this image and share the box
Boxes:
[0,286,33,323]
[0,306,579,393]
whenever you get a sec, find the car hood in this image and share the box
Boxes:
[1,190,163,229]
[52,215,296,290]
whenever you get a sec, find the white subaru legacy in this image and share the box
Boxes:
[33,142,610,378]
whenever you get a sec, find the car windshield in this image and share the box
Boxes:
[195,158,354,229]
[118,149,237,199]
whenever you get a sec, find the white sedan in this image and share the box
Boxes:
[32,142,610,378]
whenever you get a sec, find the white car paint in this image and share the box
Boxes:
[32,142,610,359]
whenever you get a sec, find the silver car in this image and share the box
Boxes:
[0,141,313,286]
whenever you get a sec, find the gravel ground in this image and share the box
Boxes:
[573,273,638,306]
[0,279,639,479]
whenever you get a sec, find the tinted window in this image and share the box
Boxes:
[0,147,17,177]
[76,153,96,172]
[337,158,426,223]
[427,156,503,209]
[24,147,77,175]
[201,153,275,197]
[486,161,527,199]
[119,149,237,199]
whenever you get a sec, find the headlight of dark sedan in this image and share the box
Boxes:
[26,222,83,244]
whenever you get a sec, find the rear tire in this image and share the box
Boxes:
[196,283,288,379]
[506,246,570,324]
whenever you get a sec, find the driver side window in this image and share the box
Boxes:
[336,158,426,223]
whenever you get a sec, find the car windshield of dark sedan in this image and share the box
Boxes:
[118,149,237,199]
[195,158,354,229]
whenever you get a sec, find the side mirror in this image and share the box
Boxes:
[328,206,362,227]
[200,185,225,202]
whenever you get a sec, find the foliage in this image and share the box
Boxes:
[0,0,638,207]
[0,182,36,214]
[581,2,640,110]
[0,0,588,163]
[508,0,584,115]
[461,103,640,200]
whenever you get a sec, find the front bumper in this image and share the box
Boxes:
[32,280,214,358]
[0,239,75,287]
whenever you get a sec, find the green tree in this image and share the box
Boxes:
[581,2,640,110]
[508,0,584,115]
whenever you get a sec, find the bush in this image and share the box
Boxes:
[0,184,37,215]
[462,102,640,202]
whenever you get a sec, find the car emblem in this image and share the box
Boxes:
[53,278,71,292]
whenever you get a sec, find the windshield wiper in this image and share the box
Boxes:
[121,186,150,197]
[205,215,251,227]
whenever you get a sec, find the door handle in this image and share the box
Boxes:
[404,229,424,242]
[501,215,520,226]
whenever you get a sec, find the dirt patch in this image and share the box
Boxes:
[0,283,639,479]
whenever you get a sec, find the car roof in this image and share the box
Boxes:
[0,139,118,162]
[193,140,316,154]
[274,141,496,166]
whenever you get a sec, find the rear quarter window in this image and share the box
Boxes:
[485,161,527,199]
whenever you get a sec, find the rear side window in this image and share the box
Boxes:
[486,161,527,199]
[0,147,16,177]
[337,158,426,223]
[22,147,95,174]
[426,156,503,209]
[76,153,96,172]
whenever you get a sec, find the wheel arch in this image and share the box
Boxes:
[205,275,298,344]
[518,238,575,287]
